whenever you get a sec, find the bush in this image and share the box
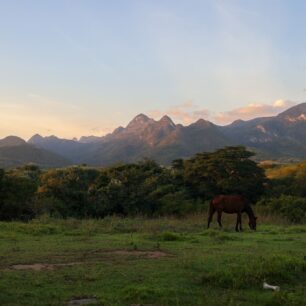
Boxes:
[258,196,306,223]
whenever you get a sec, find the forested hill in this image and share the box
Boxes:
[0,136,70,168]
[1,146,305,223]
[0,147,265,220]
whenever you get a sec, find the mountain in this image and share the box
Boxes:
[0,136,71,168]
[28,134,88,163]
[27,113,231,165]
[222,103,306,160]
[0,136,26,147]
[23,102,306,166]
[80,114,231,165]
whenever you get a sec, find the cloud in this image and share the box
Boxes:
[148,101,210,125]
[213,100,296,124]
[148,99,296,126]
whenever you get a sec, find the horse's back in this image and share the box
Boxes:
[211,195,247,213]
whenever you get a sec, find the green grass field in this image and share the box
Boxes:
[0,214,305,306]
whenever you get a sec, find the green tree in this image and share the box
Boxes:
[37,166,99,218]
[183,146,266,202]
[0,170,37,220]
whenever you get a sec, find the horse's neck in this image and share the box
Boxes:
[245,204,255,219]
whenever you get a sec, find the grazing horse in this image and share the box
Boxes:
[207,195,257,231]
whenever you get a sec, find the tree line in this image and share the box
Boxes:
[0,146,305,222]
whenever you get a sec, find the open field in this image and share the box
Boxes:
[0,214,305,306]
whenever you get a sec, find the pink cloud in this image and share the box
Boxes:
[213,100,296,124]
[149,101,210,125]
[149,99,296,126]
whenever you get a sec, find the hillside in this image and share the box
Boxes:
[0,136,71,168]
[222,103,306,160]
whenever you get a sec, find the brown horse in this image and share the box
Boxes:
[207,195,257,231]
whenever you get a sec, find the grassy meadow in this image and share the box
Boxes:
[0,214,305,306]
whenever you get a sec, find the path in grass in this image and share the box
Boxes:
[0,216,305,306]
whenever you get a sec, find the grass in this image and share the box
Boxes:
[0,214,305,306]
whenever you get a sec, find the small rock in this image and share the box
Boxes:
[263,282,280,291]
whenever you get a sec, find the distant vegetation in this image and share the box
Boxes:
[0,146,305,223]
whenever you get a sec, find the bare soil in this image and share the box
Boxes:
[10,249,170,271]
[66,297,98,305]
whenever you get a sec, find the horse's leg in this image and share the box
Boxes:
[207,207,215,229]
[235,213,239,232]
[236,212,242,232]
[239,212,243,231]
[217,210,222,228]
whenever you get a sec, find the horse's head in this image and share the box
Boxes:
[249,216,257,230]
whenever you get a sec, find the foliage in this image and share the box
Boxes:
[0,165,39,220]
[183,146,266,202]
[266,161,306,197]
[7,146,306,222]
[37,167,100,218]
[257,196,306,223]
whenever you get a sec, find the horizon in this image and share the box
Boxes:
[1,101,305,142]
[1,1,306,139]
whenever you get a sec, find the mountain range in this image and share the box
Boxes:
[1,103,306,168]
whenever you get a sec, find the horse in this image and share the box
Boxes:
[207,195,257,232]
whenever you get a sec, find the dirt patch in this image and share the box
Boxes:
[11,262,78,271]
[97,249,170,259]
[131,304,156,306]
[10,249,170,271]
[67,298,98,305]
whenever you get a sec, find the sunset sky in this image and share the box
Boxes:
[1,0,306,139]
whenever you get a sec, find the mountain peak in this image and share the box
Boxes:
[132,113,150,121]
[0,136,26,147]
[113,126,124,135]
[28,134,44,143]
[278,103,306,119]
[126,113,154,130]
[159,115,176,127]
[191,119,213,128]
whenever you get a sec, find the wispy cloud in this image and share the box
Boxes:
[148,99,296,126]
[213,100,296,124]
[149,101,210,125]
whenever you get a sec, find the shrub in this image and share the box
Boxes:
[258,196,306,223]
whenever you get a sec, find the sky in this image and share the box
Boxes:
[0,0,306,139]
